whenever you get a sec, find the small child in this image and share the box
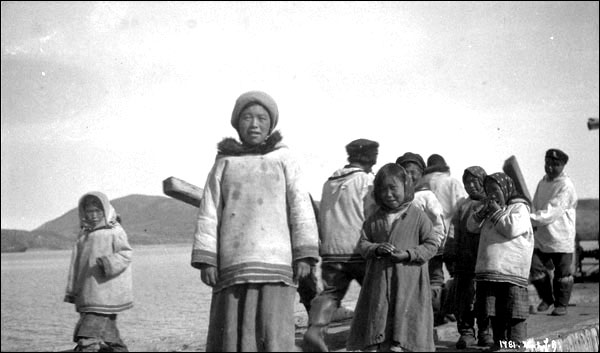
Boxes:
[449,166,493,349]
[64,192,133,352]
[346,163,439,352]
[467,173,533,348]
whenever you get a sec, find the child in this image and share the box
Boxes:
[191,91,319,351]
[346,163,439,352]
[467,173,533,348]
[448,166,493,349]
[64,192,133,352]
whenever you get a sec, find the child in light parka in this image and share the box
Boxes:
[64,192,133,352]
[466,173,533,348]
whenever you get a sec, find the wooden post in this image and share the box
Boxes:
[162,176,203,207]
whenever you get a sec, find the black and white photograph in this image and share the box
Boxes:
[1,1,598,352]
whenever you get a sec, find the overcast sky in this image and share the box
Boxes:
[2,1,599,231]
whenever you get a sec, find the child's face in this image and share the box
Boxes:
[403,162,423,185]
[378,175,405,209]
[484,182,505,207]
[464,175,484,199]
[238,104,271,146]
[84,204,104,226]
[544,158,565,181]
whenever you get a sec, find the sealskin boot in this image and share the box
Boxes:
[531,275,554,313]
[456,333,477,349]
[303,296,338,352]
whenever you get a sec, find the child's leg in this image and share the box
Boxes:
[508,319,527,343]
[490,315,507,346]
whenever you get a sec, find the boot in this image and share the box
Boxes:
[304,325,329,352]
[531,275,554,312]
[476,317,494,348]
[303,296,338,352]
[551,276,573,316]
[456,332,477,349]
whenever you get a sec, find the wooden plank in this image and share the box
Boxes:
[163,176,322,221]
[162,176,203,207]
[502,155,532,202]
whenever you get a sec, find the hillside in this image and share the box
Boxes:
[2,194,199,251]
[2,196,598,252]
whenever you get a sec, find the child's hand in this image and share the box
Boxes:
[390,250,410,263]
[96,258,106,276]
[200,265,218,287]
[293,259,312,283]
[375,242,396,257]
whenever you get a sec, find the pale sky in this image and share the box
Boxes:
[2,1,599,231]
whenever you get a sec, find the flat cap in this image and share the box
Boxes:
[545,148,569,164]
[346,138,379,157]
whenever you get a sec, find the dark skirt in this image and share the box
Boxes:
[73,312,126,348]
[476,281,529,320]
[206,283,296,352]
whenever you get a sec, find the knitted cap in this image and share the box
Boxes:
[231,91,279,132]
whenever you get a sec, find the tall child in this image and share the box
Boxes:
[467,173,534,347]
[64,192,133,352]
[347,163,439,352]
[191,91,319,351]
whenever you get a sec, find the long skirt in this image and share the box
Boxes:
[73,312,127,351]
[206,283,296,352]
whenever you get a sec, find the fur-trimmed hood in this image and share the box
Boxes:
[216,130,284,157]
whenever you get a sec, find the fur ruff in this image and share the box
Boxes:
[217,130,283,157]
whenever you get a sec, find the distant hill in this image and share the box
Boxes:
[1,195,598,252]
[2,194,199,252]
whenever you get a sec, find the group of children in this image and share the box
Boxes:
[64,91,555,352]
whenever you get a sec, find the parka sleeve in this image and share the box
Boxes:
[424,193,446,249]
[64,240,80,303]
[356,223,380,259]
[490,203,533,239]
[191,161,223,269]
[97,226,132,277]
[284,153,319,262]
[530,182,576,227]
[405,214,439,264]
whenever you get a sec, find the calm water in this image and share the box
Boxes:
[1,244,360,352]
[2,244,215,352]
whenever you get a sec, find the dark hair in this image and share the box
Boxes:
[83,195,103,210]
[373,163,415,210]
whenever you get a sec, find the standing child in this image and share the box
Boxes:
[191,91,319,351]
[448,166,493,349]
[347,163,439,352]
[64,192,133,352]
[467,173,534,348]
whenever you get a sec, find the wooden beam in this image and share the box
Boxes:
[502,155,532,202]
[162,176,203,207]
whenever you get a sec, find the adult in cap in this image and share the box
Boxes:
[529,148,578,316]
[192,91,319,351]
[419,153,468,326]
[304,138,379,351]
